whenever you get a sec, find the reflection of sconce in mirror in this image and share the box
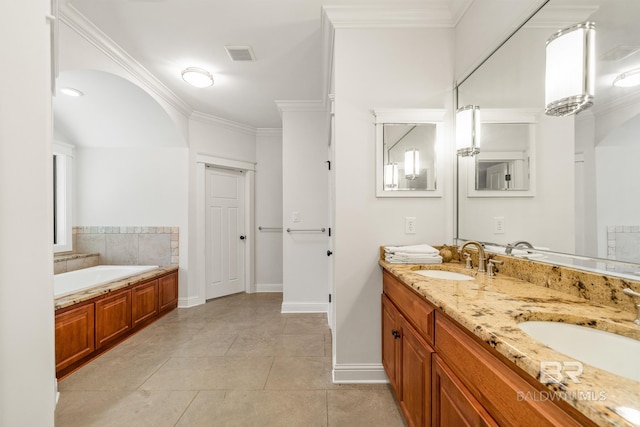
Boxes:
[613,68,640,88]
[384,162,398,189]
[404,148,420,180]
[545,22,595,116]
[456,105,480,157]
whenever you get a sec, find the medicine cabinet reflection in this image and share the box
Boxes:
[374,109,445,198]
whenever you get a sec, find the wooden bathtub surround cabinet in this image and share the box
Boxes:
[55,269,178,378]
[381,270,595,427]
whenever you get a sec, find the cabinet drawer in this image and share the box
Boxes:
[383,270,435,344]
[435,313,589,427]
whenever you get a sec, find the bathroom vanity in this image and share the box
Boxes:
[54,266,178,378]
[380,252,640,427]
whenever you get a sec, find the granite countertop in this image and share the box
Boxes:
[54,265,179,310]
[380,259,640,427]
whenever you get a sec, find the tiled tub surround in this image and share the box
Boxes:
[73,226,179,266]
[380,252,640,427]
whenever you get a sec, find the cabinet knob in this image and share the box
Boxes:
[240,235,246,240]
[327,250,333,256]
[392,329,401,339]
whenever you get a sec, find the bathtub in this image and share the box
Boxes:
[54,265,158,298]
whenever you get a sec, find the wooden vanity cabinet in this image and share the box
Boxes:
[383,271,436,427]
[381,269,596,427]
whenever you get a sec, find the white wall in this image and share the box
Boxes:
[332,27,454,381]
[0,0,56,425]
[455,0,545,81]
[255,130,284,291]
[281,108,330,312]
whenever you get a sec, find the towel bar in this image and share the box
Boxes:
[286,227,326,233]
[258,226,283,231]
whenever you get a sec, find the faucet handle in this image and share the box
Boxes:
[486,259,504,277]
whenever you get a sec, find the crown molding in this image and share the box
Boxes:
[322,4,455,29]
[58,3,192,119]
[190,111,257,136]
[256,128,283,138]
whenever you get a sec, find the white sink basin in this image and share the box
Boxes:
[413,270,475,281]
[518,321,640,382]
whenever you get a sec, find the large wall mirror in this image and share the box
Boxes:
[374,109,445,198]
[456,0,640,277]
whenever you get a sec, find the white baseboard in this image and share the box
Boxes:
[255,283,283,293]
[332,363,389,383]
[281,301,328,313]
[178,296,204,308]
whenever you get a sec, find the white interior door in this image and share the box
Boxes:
[205,166,245,300]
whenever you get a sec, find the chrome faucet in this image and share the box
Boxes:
[623,288,640,325]
[459,241,486,273]
[505,240,534,255]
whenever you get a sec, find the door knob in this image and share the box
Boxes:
[327,250,333,256]
[240,235,246,240]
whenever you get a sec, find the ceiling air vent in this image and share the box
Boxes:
[601,45,640,61]
[225,46,256,62]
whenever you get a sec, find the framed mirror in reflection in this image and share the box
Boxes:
[455,0,640,275]
[465,110,537,197]
[374,109,445,198]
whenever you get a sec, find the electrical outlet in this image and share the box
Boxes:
[292,211,300,222]
[405,217,416,234]
[494,217,505,234]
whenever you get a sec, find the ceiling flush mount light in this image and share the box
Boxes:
[456,105,480,157]
[545,22,595,117]
[60,87,84,97]
[613,68,640,88]
[181,67,214,88]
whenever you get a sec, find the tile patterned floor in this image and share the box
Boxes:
[55,292,406,426]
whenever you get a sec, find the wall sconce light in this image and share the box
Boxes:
[384,163,398,189]
[613,68,640,88]
[181,67,214,88]
[456,105,480,157]
[404,148,420,180]
[545,22,595,116]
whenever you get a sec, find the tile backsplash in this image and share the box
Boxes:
[73,226,179,267]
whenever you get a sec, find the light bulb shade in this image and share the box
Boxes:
[404,148,420,179]
[384,163,398,189]
[181,67,214,88]
[545,22,595,116]
[613,68,640,88]
[455,105,481,157]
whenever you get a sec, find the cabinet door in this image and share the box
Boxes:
[159,272,178,312]
[55,303,95,372]
[95,289,131,349]
[400,318,434,427]
[382,294,401,397]
[132,279,158,328]
[432,355,498,427]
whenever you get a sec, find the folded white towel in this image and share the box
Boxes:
[385,244,439,255]
[385,254,443,264]
[392,252,441,259]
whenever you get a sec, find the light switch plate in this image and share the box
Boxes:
[494,217,505,234]
[292,211,300,222]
